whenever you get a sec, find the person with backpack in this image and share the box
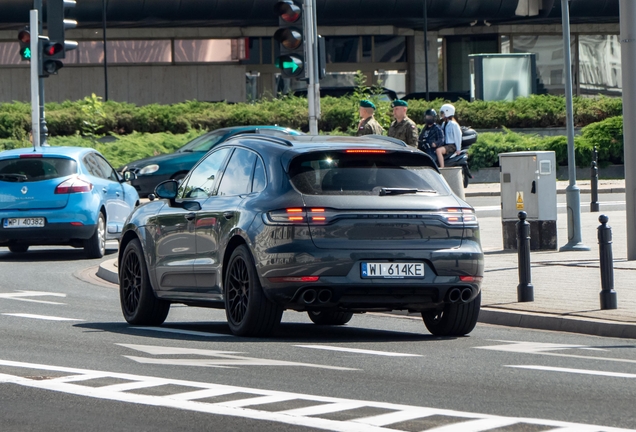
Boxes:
[436,103,462,168]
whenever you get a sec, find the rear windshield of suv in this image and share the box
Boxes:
[289,151,450,195]
[0,157,78,183]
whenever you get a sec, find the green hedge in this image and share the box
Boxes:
[468,115,623,171]
[0,94,623,139]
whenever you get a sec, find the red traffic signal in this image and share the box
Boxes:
[274,28,302,50]
[274,0,301,23]
[43,42,64,57]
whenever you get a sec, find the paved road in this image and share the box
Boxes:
[1,247,636,431]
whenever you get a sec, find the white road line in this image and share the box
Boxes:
[295,345,422,357]
[2,313,82,321]
[217,395,296,408]
[424,417,519,431]
[0,359,632,432]
[131,326,231,338]
[168,388,241,401]
[507,365,636,379]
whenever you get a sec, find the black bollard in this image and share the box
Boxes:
[590,146,599,212]
[516,211,534,302]
[598,215,617,310]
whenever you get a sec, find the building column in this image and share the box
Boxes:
[410,30,439,94]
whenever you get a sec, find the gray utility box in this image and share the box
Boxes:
[500,151,557,250]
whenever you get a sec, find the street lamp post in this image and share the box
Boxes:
[559,0,589,252]
[620,0,636,260]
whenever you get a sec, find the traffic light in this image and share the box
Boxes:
[274,0,305,78]
[18,27,31,61]
[39,36,64,77]
[47,0,78,60]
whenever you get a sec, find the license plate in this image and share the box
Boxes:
[361,262,424,278]
[3,217,45,229]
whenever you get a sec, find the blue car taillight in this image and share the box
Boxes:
[55,177,93,194]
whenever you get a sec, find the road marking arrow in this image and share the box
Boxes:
[118,343,358,371]
[0,290,66,305]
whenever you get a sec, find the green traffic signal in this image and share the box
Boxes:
[276,55,303,77]
[20,47,31,60]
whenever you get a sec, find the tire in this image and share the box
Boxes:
[224,245,283,337]
[119,238,170,325]
[307,310,353,326]
[84,212,106,259]
[422,293,481,337]
[8,244,29,254]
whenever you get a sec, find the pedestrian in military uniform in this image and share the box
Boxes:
[356,100,384,136]
[387,99,418,147]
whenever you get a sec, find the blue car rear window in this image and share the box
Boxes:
[0,158,78,183]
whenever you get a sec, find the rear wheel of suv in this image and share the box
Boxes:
[120,239,170,325]
[8,244,29,254]
[307,310,353,326]
[422,293,481,336]
[84,212,106,259]
[224,245,283,337]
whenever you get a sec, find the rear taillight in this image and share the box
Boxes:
[441,208,477,225]
[459,275,483,282]
[345,149,386,154]
[55,177,93,194]
[265,208,334,225]
[268,276,320,283]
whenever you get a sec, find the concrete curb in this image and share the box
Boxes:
[93,261,636,339]
[479,307,636,339]
[465,187,625,198]
[97,258,118,285]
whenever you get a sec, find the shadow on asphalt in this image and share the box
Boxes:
[0,247,117,262]
[74,321,454,343]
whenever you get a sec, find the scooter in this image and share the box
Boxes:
[421,126,477,188]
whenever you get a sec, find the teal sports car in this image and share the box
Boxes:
[119,126,304,197]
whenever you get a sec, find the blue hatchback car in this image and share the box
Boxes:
[0,146,139,258]
[120,126,303,197]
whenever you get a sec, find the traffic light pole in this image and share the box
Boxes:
[34,0,48,145]
[29,9,41,150]
[303,0,319,135]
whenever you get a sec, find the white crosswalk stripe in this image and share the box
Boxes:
[0,359,632,432]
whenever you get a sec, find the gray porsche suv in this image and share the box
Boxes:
[117,134,483,337]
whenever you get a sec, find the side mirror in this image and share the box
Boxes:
[123,171,137,182]
[155,179,179,200]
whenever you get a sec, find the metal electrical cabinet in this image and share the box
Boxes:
[500,151,557,250]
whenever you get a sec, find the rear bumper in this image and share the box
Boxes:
[0,223,96,245]
[255,241,484,312]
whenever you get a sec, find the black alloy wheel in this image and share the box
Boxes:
[120,239,170,325]
[307,310,353,325]
[224,245,283,337]
[422,293,481,336]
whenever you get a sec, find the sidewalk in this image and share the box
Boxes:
[465,179,625,197]
[96,180,636,339]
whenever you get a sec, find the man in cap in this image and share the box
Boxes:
[356,100,385,136]
[388,99,418,147]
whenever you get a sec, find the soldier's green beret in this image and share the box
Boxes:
[391,99,408,108]
[359,99,375,109]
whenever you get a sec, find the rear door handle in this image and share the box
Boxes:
[184,213,196,221]
[223,212,234,220]
[102,188,107,193]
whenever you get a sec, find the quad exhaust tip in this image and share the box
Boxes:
[448,287,473,304]
[317,289,332,303]
[301,289,317,304]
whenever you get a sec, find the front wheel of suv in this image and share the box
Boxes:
[224,245,283,337]
[120,239,170,325]
[307,310,353,326]
[422,293,481,336]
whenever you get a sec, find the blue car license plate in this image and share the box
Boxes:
[361,262,424,278]
[3,217,45,228]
